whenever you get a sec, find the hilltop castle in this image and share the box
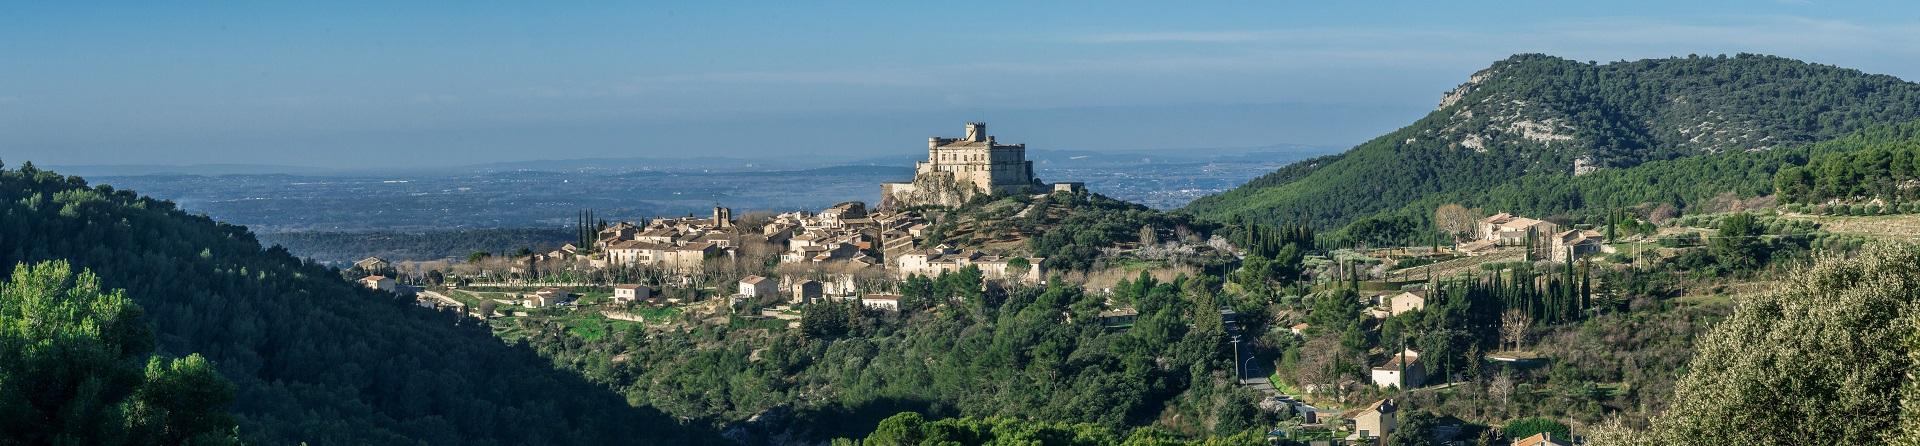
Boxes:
[882,122,1057,208]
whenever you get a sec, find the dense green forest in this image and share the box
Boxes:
[512,270,1274,443]
[1774,126,1920,205]
[0,162,717,444]
[1262,117,1920,248]
[1188,53,1920,233]
[259,228,573,264]
[1,260,240,445]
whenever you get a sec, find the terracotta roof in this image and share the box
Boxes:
[614,284,645,290]
[1512,432,1568,446]
[361,275,388,281]
[1372,351,1421,370]
[1499,217,1550,230]
[741,275,768,285]
[1340,398,1396,420]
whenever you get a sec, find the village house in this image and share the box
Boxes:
[359,275,396,292]
[738,275,777,298]
[661,242,719,272]
[525,287,575,308]
[354,256,390,271]
[612,284,653,303]
[1511,432,1570,446]
[1548,229,1605,262]
[595,222,640,249]
[1388,290,1427,316]
[1478,212,1560,246]
[1342,398,1398,445]
[860,293,902,312]
[790,279,823,304]
[1370,349,1425,389]
[633,227,680,244]
[1099,307,1139,327]
[603,240,667,266]
[892,247,1044,283]
[816,201,867,228]
[1289,323,1311,337]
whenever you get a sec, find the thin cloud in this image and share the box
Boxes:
[1069,15,1920,57]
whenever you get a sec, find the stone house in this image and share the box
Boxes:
[354,256,390,271]
[525,287,575,308]
[1511,432,1570,446]
[738,275,777,298]
[1098,308,1138,327]
[1388,291,1427,316]
[1342,398,1397,444]
[1548,229,1605,263]
[1369,349,1425,389]
[1479,213,1560,246]
[612,284,653,303]
[860,293,901,312]
[359,275,395,292]
[790,279,823,304]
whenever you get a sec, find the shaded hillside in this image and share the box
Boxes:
[0,162,717,444]
[1188,53,1920,229]
[260,228,573,264]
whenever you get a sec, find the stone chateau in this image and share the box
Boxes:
[881,122,1054,208]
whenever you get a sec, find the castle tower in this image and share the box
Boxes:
[881,121,1042,209]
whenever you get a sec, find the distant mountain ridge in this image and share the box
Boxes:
[1187,53,1920,228]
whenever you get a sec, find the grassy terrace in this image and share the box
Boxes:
[456,284,705,342]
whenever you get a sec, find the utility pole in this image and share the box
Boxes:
[1231,334,1242,380]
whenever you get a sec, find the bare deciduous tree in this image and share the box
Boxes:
[1649,202,1680,224]
[1501,309,1533,351]
[1434,203,1480,242]
[1489,371,1516,406]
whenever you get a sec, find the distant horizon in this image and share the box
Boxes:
[11,2,1920,167]
[38,139,1342,177]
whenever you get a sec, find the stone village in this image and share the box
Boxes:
[350,122,1602,446]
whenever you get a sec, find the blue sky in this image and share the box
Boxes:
[6,1,1920,168]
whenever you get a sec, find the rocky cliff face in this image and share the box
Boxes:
[881,172,977,209]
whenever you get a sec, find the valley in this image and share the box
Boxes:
[11,48,1920,446]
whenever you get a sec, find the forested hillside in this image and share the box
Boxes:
[0,162,716,444]
[1188,53,1920,232]
[515,272,1275,443]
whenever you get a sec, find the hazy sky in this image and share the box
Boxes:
[7,1,1920,168]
